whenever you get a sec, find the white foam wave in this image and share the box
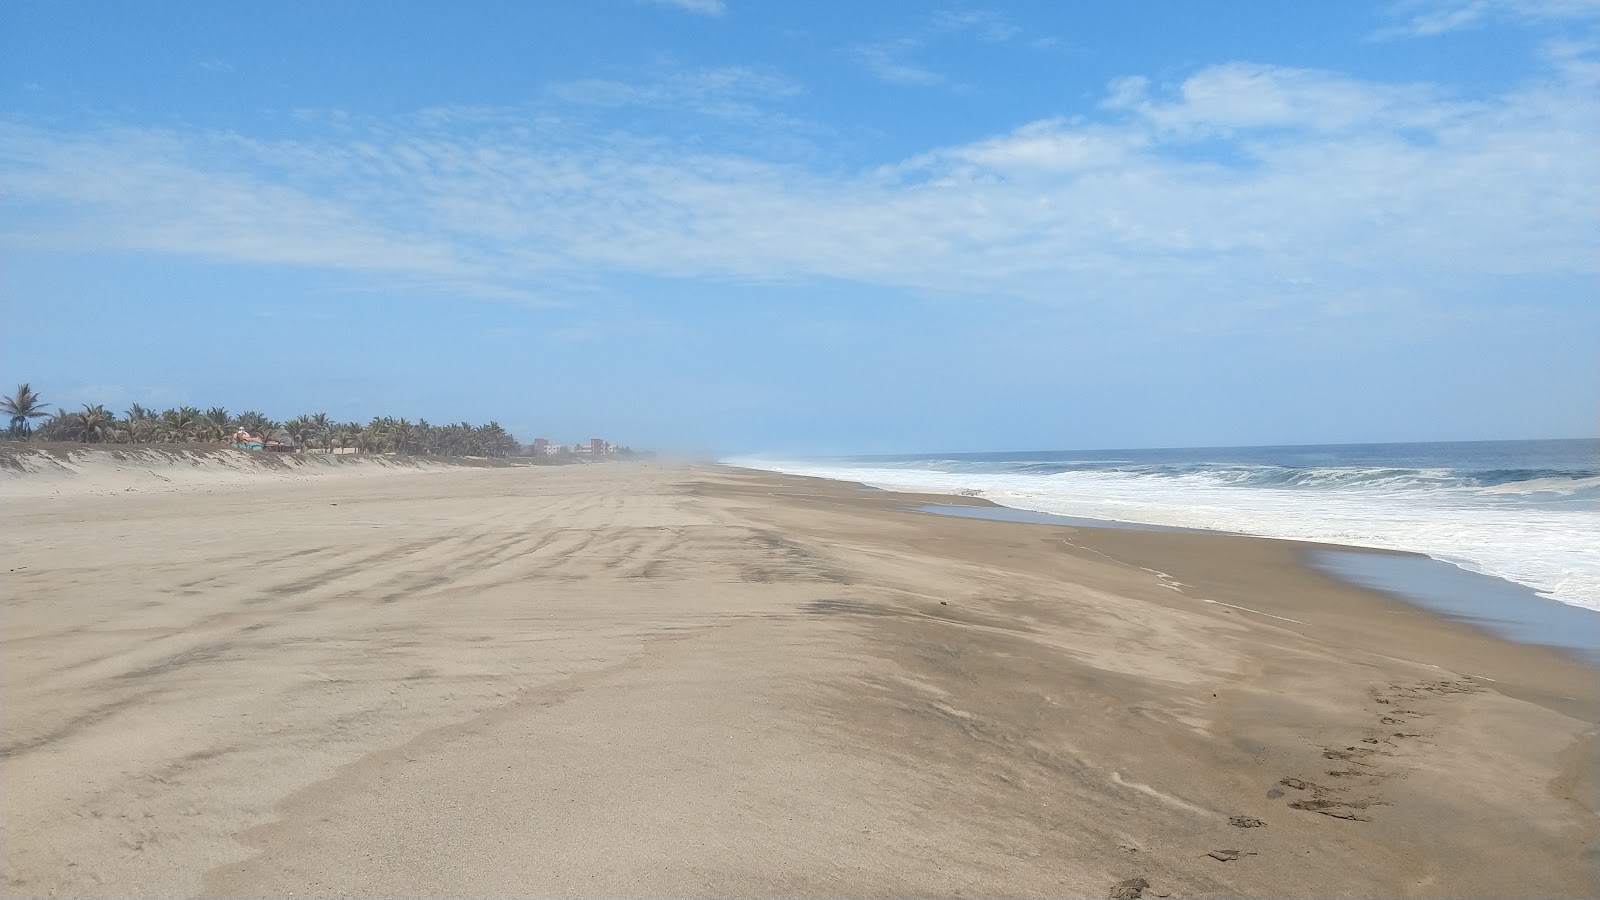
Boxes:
[727,457,1600,612]
[1477,474,1600,496]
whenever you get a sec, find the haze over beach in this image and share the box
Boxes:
[3,2,1598,898]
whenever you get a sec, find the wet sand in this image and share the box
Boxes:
[2,457,1595,897]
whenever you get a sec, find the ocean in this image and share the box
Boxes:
[727,439,1600,613]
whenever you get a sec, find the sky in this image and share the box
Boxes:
[1,0,1596,454]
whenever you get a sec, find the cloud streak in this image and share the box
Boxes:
[851,8,1024,88]
[649,0,726,16]
[2,56,1594,325]
[1375,0,1600,38]
[546,65,802,120]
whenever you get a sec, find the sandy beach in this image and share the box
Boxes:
[2,451,1595,898]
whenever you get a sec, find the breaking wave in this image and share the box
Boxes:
[727,439,1600,611]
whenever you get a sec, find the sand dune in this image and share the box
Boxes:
[2,456,1594,897]
[0,445,518,498]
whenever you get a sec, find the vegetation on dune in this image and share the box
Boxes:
[6,383,535,458]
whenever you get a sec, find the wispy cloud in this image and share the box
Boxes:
[852,7,1023,88]
[927,9,1020,43]
[547,65,802,120]
[2,52,1593,327]
[852,40,947,87]
[1374,0,1600,38]
[1101,64,1456,134]
[648,0,726,16]
[1,125,464,274]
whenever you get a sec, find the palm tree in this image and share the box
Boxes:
[385,419,418,455]
[114,403,150,441]
[415,419,439,455]
[65,404,116,443]
[332,422,363,452]
[2,383,49,438]
[455,421,479,456]
[7,386,557,455]
[284,415,319,451]
[199,407,232,442]
[309,413,333,450]
[434,422,469,456]
[476,421,518,458]
[33,408,70,441]
[160,406,204,443]
[356,422,386,454]
[121,403,158,444]
[234,410,273,438]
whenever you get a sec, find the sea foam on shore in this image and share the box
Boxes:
[728,439,1600,611]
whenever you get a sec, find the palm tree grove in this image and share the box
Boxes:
[2,383,531,458]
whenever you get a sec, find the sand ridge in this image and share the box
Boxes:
[0,444,520,499]
[2,459,1594,897]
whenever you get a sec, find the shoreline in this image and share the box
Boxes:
[1306,547,1600,665]
[3,460,1595,897]
[899,492,1600,665]
[723,468,1598,717]
[730,444,1598,615]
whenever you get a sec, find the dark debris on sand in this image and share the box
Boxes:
[1109,875,1150,899]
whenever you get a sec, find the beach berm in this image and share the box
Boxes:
[2,452,1594,897]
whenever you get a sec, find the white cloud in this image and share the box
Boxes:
[928,9,1020,43]
[899,120,1148,174]
[1,53,1593,325]
[1103,63,1458,134]
[1375,0,1600,38]
[1,125,465,275]
[851,41,946,87]
[852,8,1024,87]
[547,66,802,119]
[649,0,725,16]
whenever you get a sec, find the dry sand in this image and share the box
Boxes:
[2,450,1595,898]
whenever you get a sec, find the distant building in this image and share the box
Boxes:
[591,438,606,455]
[532,437,550,455]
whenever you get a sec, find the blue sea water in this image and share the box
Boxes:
[728,439,1600,612]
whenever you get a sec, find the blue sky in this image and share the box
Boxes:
[2,0,1595,454]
